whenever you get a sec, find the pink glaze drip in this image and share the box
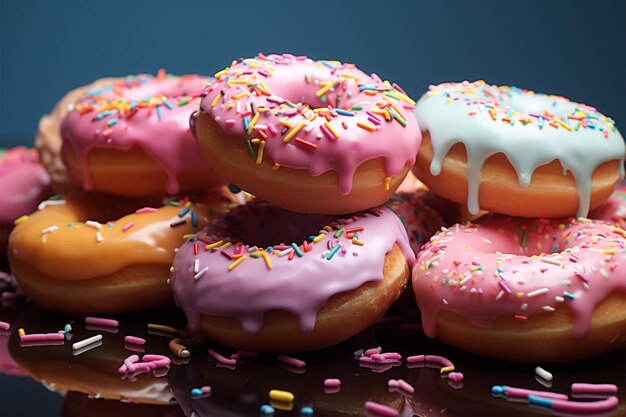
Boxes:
[199,53,421,194]
[589,183,626,229]
[170,201,414,335]
[60,74,214,194]
[0,147,51,224]
[413,216,626,338]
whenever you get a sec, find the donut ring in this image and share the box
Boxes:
[0,147,51,250]
[8,193,224,314]
[170,200,415,352]
[413,80,625,218]
[194,53,421,215]
[61,72,222,197]
[412,215,626,361]
[590,183,626,229]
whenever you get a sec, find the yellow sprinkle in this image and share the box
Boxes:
[228,255,247,271]
[278,118,293,128]
[357,121,376,132]
[210,93,221,108]
[13,215,29,225]
[247,112,261,135]
[214,68,229,78]
[261,251,273,270]
[324,122,340,139]
[218,242,233,250]
[251,138,261,144]
[384,176,391,191]
[18,328,25,337]
[269,389,294,403]
[205,240,224,250]
[315,82,333,97]
[323,226,333,232]
[352,238,364,246]
[313,234,326,243]
[182,233,196,239]
[313,108,330,113]
[270,401,293,411]
[232,92,250,100]
[282,121,305,143]
[602,249,617,255]
[256,141,265,165]
[147,323,182,335]
[394,91,416,105]
[170,266,174,273]
[227,79,250,87]
[440,365,455,373]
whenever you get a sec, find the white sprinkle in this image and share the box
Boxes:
[193,259,200,274]
[85,220,102,230]
[481,238,492,244]
[72,334,102,350]
[600,269,609,279]
[495,290,505,301]
[520,303,528,311]
[459,275,472,286]
[194,267,208,280]
[542,306,556,312]
[442,299,449,305]
[38,200,66,210]
[277,248,292,257]
[555,296,565,303]
[72,340,102,356]
[527,288,549,298]
[41,225,58,234]
[540,257,562,267]
[535,366,553,381]
[96,232,103,242]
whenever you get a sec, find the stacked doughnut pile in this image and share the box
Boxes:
[3,54,625,362]
[5,71,230,313]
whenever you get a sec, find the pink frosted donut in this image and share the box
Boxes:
[412,215,626,361]
[0,147,51,248]
[170,200,415,352]
[590,183,626,229]
[193,53,421,215]
[60,72,222,197]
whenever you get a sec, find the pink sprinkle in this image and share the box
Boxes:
[504,386,567,400]
[85,317,119,328]
[389,379,414,394]
[268,123,278,135]
[324,378,341,388]
[135,207,158,214]
[201,385,212,393]
[371,352,401,362]
[124,335,146,346]
[535,396,619,413]
[120,354,139,373]
[20,333,65,343]
[208,349,236,366]
[122,222,134,232]
[406,354,426,364]
[143,354,171,368]
[364,401,399,417]
[571,383,618,395]
[0,321,10,331]
[425,355,454,367]
[363,347,381,356]
[448,372,465,382]
[277,354,305,368]
[498,280,512,294]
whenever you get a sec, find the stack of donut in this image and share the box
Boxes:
[6,71,230,314]
[169,53,426,351]
[411,80,626,361]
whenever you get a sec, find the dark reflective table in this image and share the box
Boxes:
[1,296,625,417]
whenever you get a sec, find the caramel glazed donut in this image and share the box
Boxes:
[413,215,626,362]
[413,81,625,218]
[8,193,227,314]
[60,72,222,197]
[170,200,415,352]
[193,53,421,215]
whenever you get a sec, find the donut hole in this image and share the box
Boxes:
[220,204,327,248]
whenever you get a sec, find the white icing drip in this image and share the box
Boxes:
[415,81,625,217]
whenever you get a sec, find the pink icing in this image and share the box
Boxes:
[0,147,51,224]
[589,183,626,229]
[198,53,421,194]
[385,192,446,256]
[60,73,215,194]
[170,201,415,335]
[412,216,626,337]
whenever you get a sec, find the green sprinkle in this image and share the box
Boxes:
[178,97,190,106]
[334,228,345,238]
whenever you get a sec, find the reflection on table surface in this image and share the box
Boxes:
[1,300,624,417]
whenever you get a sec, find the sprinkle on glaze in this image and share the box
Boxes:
[60,73,213,194]
[0,147,51,225]
[414,80,626,217]
[198,53,421,194]
[590,183,626,229]
[170,201,415,335]
[413,215,626,337]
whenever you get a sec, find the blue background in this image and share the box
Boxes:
[1,0,624,147]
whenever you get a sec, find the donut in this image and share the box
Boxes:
[36,77,116,190]
[60,72,222,197]
[0,147,51,250]
[412,215,626,361]
[590,182,626,229]
[194,53,421,215]
[413,80,625,218]
[170,200,415,352]
[7,192,226,314]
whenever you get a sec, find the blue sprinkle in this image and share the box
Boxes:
[334,108,355,116]
[491,385,504,395]
[191,211,198,228]
[300,406,314,416]
[320,95,327,103]
[291,243,304,257]
[528,395,553,408]
[64,324,72,333]
[130,101,138,111]
[243,116,249,131]
[191,388,203,397]
[107,118,119,127]
[359,85,377,91]
[162,99,173,110]
[563,291,576,300]
[260,404,275,415]
[156,105,163,120]
[320,60,334,69]
[228,183,241,193]
[178,207,190,218]
[326,243,341,260]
